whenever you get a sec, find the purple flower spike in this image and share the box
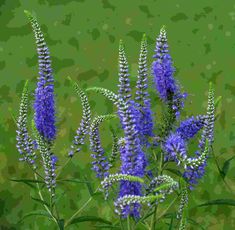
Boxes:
[25,11,56,142]
[176,115,206,141]
[152,26,187,116]
[164,133,187,165]
[135,34,154,145]
[16,81,36,167]
[90,115,115,179]
[117,99,146,218]
[118,40,132,102]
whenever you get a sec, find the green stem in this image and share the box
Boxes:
[27,162,44,180]
[56,157,71,179]
[156,194,179,221]
[150,206,157,230]
[119,216,125,230]
[64,187,99,227]
[34,173,58,224]
[127,215,131,230]
[211,146,233,193]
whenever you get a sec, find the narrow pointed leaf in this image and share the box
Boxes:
[221,156,235,179]
[197,199,235,207]
[68,216,112,226]
[57,179,91,184]
[19,210,52,223]
[31,196,50,207]
[58,219,65,230]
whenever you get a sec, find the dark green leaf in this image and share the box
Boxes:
[83,176,94,196]
[187,218,205,230]
[164,168,182,177]
[168,215,174,230]
[19,210,52,223]
[92,191,103,197]
[197,199,235,207]
[221,156,235,179]
[137,208,155,223]
[58,219,65,230]
[31,196,50,207]
[57,179,91,184]
[10,178,44,189]
[94,225,120,229]
[68,216,112,226]
[10,178,44,183]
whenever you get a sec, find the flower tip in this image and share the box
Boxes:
[67,76,72,82]
[209,81,213,90]
[24,10,33,19]
[161,25,166,30]
[119,39,124,48]
[24,10,30,15]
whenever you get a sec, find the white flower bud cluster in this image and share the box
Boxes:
[114,194,163,216]
[185,142,209,169]
[146,175,178,198]
[86,87,118,104]
[199,83,215,150]
[69,84,91,156]
[101,173,144,199]
[177,189,188,220]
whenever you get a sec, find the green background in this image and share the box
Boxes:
[0,0,235,229]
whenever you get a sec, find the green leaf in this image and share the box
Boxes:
[221,156,235,179]
[68,216,112,226]
[168,215,174,230]
[10,178,44,183]
[57,179,91,184]
[19,210,52,223]
[31,196,50,207]
[187,218,205,230]
[58,219,65,230]
[10,178,44,189]
[94,225,120,229]
[164,168,182,177]
[84,176,94,196]
[197,199,235,207]
[214,96,222,108]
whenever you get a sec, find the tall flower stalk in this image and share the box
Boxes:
[152,26,187,138]
[135,34,154,145]
[16,80,36,166]
[25,11,58,195]
[25,10,56,143]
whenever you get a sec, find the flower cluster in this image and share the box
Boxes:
[118,40,132,102]
[176,115,206,141]
[117,98,146,218]
[101,173,144,199]
[163,133,187,164]
[146,175,178,197]
[17,13,218,228]
[152,26,186,117]
[183,142,209,189]
[177,188,188,219]
[108,129,119,167]
[33,122,57,196]
[135,35,154,145]
[22,11,59,195]
[199,83,215,150]
[25,11,56,143]
[16,81,36,166]
[115,39,149,218]
[90,115,115,178]
[69,83,91,157]
[114,194,164,216]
